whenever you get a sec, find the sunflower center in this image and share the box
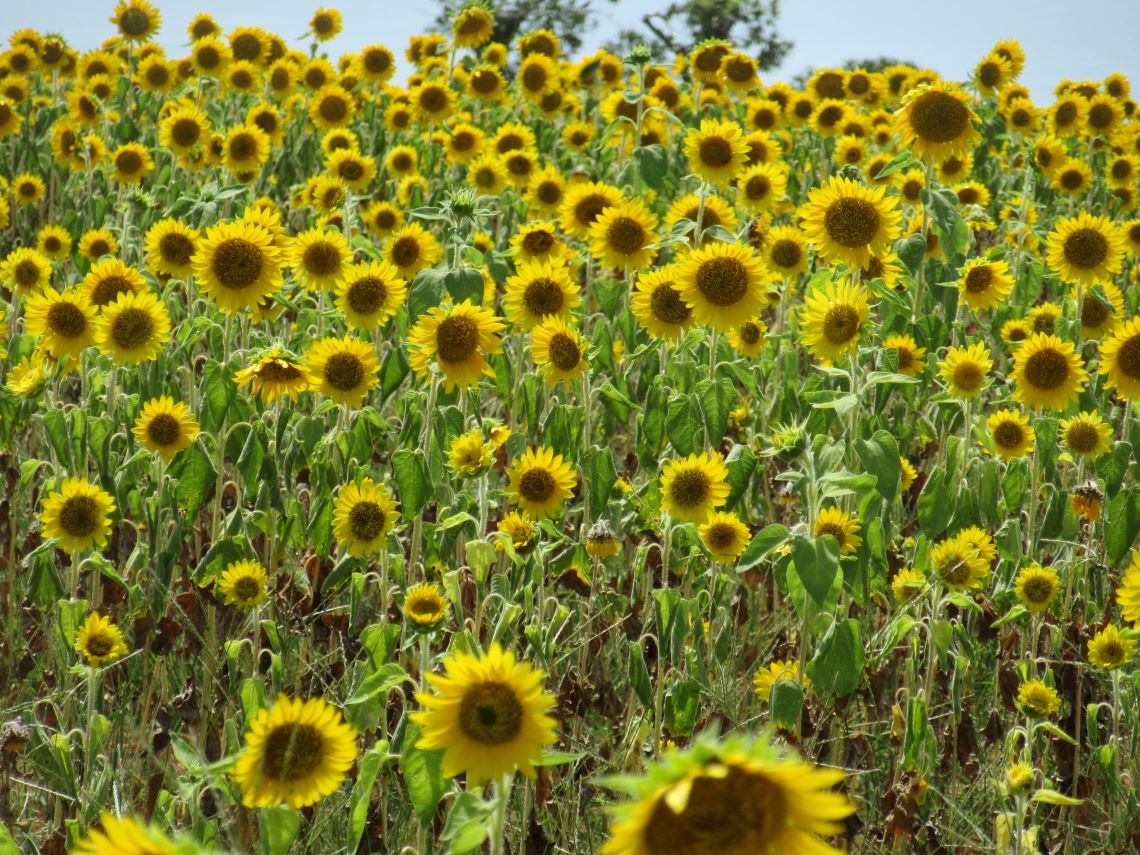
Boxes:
[522,64,548,92]
[118,7,151,36]
[435,315,480,364]
[669,469,711,510]
[87,239,111,258]
[170,118,201,148]
[952,362,983,392]
[47,301,88,338]
[725,58,753,83]
[471,69,500,94]
[346,277,387,315]
[908,90,970,143]
[744,174,771,201]
[958,186,979,205]
[1081,296,1109,329]
[408,595,440,618]
[824,197,881,248]
[965,265,993,293]
[1064,422,1099,453]
[1023,348,1070,390]
[390,236,421,268]
[319,96,348,123]
[1088,103,1113,129]
[698,136,734,168]
[1056,102,1077,126]
[644,766,788,853]
[938,551,973,586]
[90,276,133,306]
[706,522,739,550]
[391,152,413,172]
[695,256,748,307]
[111,308,156,350]
[373,209,397,231]
[261,723,326,780]
[522,231,555,256]
[518,468,556,503]
[978,62,1001,88]
[59,495,100,537]
[158,231,194,266]
[816,521,847,545]
[230,133,258,162]
[548,332,581,371]
[574,194,612,228]
[896,347,914,370]
[993,420,1025,449]
[606,217,646,255]
[821,303,860,345]
[303,241,343,277]
[817,105,843,127]
[196,46,221,70]
[650,283,692,325]
[146,413,182,447]
[271,68,291,90]
[419,87,447,113]
[1059,169,1085,191]
[521,277,564,317]
[348,500,387,541]
[14,260,43,289]
[1062,228,1109,270]
[1112,160,1133,181]
[1097,639,1125,662]
[1116,335,1140,378]
[769,239,801,269]
[146,65,169,87]
[324,352,365,391]
[458,681,524,745]
[364,49,391,74]
[210,238,263,289]
[233,575,262,602]
[1022,575,1054,604]
[258,359,305,383]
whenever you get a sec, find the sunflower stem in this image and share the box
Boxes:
[490,773,514,855]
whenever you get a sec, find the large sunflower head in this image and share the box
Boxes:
[505,446,577,519]
[987,409,1035,461]
[411,643,557,783]
[503,258,580,329]
[762,225,808,278]
[384,223,443,280]
[895,80,980,162]
[407,300,505,391]
[232,695,357,808]
[660,451,730,524]
[938,341,993,399]
[40,478,116,554]
[303,336,379,408]
[403,582,449,630]
[631,265,693,342]
[589,199,660,272]
[531,317,589,386]
[1010,332,1086,411]
[1100,316,1140,402]
[683,119,748,187]
[1014,564,1060,614]
[798,277,871,363]
[192,221,283,313]
[930,535,989,592]
[24,286,96,360]
[676,241,768,331]
[1059,411,1113,459]
[309,84,355,131]
[80,258,147,309]
[3,247,53,294]
[132,396,200,462]
[94,289,171,365]
[799,176,901,268]
[602,733,853,855]
[1044,212,1126,286]
[558,180,623,239]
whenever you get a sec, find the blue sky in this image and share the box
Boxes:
[8,0,1140,99]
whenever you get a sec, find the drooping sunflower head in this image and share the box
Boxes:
[1045,211,1125,286]
[234,348,309,404]
[799,176,901,268]
[938,341,993,398]
[676,241,767,332]
[1010,332,1086,411]
[1099,317,1140,402]
[506,446,577,519]
[987,409,1035,461]
[1014,564,1060,614]
[895,80,980,162]
[332,477,399,557]
[660,451,730,524]
[403,582,449,630]
[218,559,269,608]
[303,335,379,408]
[75,611,128,668]
[798,277,872,363]
[698,510,751,563]
[585,519,621,559]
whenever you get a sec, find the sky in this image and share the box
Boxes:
[7,0,1140,100]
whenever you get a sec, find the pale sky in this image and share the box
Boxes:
[7,0,1140,99]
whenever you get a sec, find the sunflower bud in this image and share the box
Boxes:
[625,44,653,67]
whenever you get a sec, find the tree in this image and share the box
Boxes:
[430,0,617,57]
[610,0,792,69]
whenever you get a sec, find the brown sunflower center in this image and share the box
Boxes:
[1115,335,1140,378]
[606,217,646,256]
[346,277,387,315]
[958,186,980,205]
[458,681,524,745]
[229,133,258,162]
[145,64,169,87]
[817,105,843,128]
[965,265,993,293]
[938,551,973,586]
[978,62,1002,88]
[650,283,692,325]
[169,117,201,148]
[896,347,914,370]
[232,575,262,602]
[407,594,441,618]
[111,307,156,350]
[47,301,88,338]
[695,256,749,306]
[522,278,565,317]
[418,86,447,114]
[196,46,221,70]
[725,58,754,83]
[42,236,63,253]
[146,413,182,446]
[1088,103,1114,129]
[261,723,326,780]
[87,239,111,258]
[993,420,1025,449]
[14,260,44,289]
[1065,421,1100,453]
[232,34,261,61]
[90,275,133,306]
[824,197,881,248]
[84,632,114,657]
[952,362,983,392]
[706,522,739,549]
[522,64,548,92]
[118,7,151,35]
[258,359,304,383]
[745,174,771,200]
[521,230,555,256]
[669,468,711,509]
[363,49,391,74]
[348,500,387,541]
[518,468,556,503]
[1056,102,1078,126]
[158,232,194,267]
[1063,228,1109,270]
[436,315,480,363]
[1023,348,1070,390]
[373,209,397,231]
[59,495,100,537]
[547,332,581,371]
[739,322,762,345]
[319,95,348,123]
[769,239,801,270]
[698,136,734,167]
[822,304,860,345]
[816,520,847,545]
[471,69,501,94]
[1059,169,1085,191]
[908,90,970,143]
[573,193,612,228]
[323,352,365,390]
[302,241,342,278]
[1081,295,1109,329]
[390,236,423,268]
[1021,575,1055,604]
[212,238,264,288]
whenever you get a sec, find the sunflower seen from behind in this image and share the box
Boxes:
[232,695,357,808]
[303,336,379,407]
[333,478,399,557]
[132,397,200,462]
[407,300,505,391]
[506,446,577,519]
[412,643,557,783]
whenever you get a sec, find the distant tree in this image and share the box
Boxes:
[609,0,792,69]
[430,0,617,56]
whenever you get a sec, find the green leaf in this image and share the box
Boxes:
[627,641,653,708]
[768,679,804,731]
[664,678,701,736]
[259,806,301,855]
[347,743,390,854]
[0,822,20,855]
[441,790,494,853]
[807,618,863,697]
[898,232,927,275]
[169,442,216,516]
[379,345,410,403]
[400,723,446,827]
[1106,487,1140,567]
[200,360,236,433]
[443,267,485,305]
[1032,788,1083,806]
[724,443,757,509]
[392,448,431,517]
[41,409,73,470]
[854,430,901,504]
[790,534,840,605]
[57,598,90,648]
[632,143,669,189]
[736,523,789,572]
[665,393,702,456]
[536,748,586,766]
[584,446,619,521]
[408,268,446,323]
[345,663,409,706]
[917,467,952,538]
[873,149,919,180]
[695,377,735,444]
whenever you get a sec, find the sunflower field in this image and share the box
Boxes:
[2,2,1140,853]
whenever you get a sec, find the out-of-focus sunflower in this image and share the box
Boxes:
[930,535,989,592]
[1099,317,1140,402]
[78,229,119,263]
[111,0,161,43]
[753,659,810,702]
[217,558,269,608]
[882,334,926,377]
[234,348,309,403]
[71,813,180,855]
[559,180,623,239]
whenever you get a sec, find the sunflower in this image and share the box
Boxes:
[939,341,992,398]
[303,336,379,407]
[1010,332,1086,411]
[412,643,556,783]
[11,173,45,205]
[39,478,115,555]
[192,221,283,313]
[683,119,748,187]
[660,451,730,524]
[24,287,96,360]
[1094,317,1140,401]
[518,53,558,101]
[506,446,577,519]
[3,247,52,293]
[728,317,768,358]
[111,0,160,42]
[753,660,810,703]
[403,582,449,630]
[899,458,919,491]
[987,409,1034,461]
[800,176,901,269]
[286,227,349,292]
[531,318,589,386]
[589,200,660,272]
[448,429,493,477]
[1088,625,1135,670]
[410,80,455,125]
[159,103,210,155]
[78,229,119,263]
[1058,411,1113,459]
[191,35,231,76]
[503,259,580,329]
[559,180,623,239]
[234,348,310,403]
[384,223,443,281]
[891,567,927,603]
[1080,282,1124,339]
[233,695,357,809]
[664,193,738,242]
[1017,680,1060,718]
[510,221,563,265]
[94,290,171,365]
[676,241,767,331]
[132,397,200,461]
[881,334,926,376]
[309,84,355,131]
[75,612,128,668]
[72,813,180,855]
[213,558,270,607]
[408,300,505,391]
[698,511,751,563]
[332,478,399,557]
[78,259,143,310]
[143,219,199,280]
[631,266,693,342]
[1013,564,1060,614]
[525,167,566,217]
[497,511,536,552]
[360,200,404,240]
[895,81,980,162]
[798,278,871,363]
[334,260,407,330]
[958,258,1014,311]
[1045,212,1125,286]
[602,734,853,855]
[930,535,989,592]
[813,506,862,554]
[762,225,809,278]
[309,7,342,41]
